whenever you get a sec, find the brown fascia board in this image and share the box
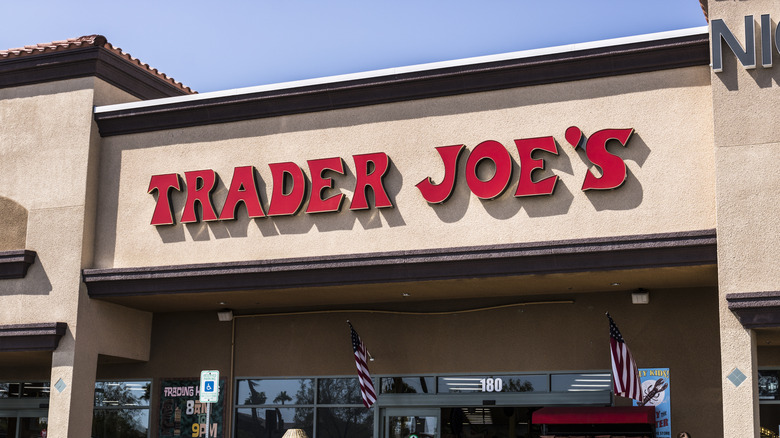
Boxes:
[0,46,190,100]
[727,292,780,328]
[0,250,37,279]
[82,230,717,298]
[0,322,67,352]
[93,33,709,137]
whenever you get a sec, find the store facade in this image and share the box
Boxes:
[1,1,779,438]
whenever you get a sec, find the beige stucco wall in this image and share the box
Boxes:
[94,65,716,269]
[0,77,96,324]
[0,195,28,250]
[709,1,780,437]
[0,76,148,350]
[711,2,780,293]
[0,42,723,438]
[0,77,149,438]
[97,287,722,438]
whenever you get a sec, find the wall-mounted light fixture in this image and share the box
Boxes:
[217,309,234,321]
[631,289,650,305]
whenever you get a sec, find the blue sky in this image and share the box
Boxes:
[1,1,707,93]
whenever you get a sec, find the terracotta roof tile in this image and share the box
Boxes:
[700,0,708,22]
[0,35,195,94]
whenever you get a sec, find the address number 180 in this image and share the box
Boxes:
[479,378,503,392]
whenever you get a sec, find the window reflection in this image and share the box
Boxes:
[237,379,315,406]
[317,407,373,438]
[550,373,611,392]
[92,410,148,438]
[92,380,151,438]
[0,383,17,398]
[235,378,373,438]
[0,382,47,399]
[94,381,151,407]
[317,378,362,405]
[21,382,50,398]
[380,377,434,394]
[235,407,313,438]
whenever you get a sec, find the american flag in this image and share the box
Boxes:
[607,313,642,402]
[349,322,377,408]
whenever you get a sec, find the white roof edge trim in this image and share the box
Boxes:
[95,26,708,114]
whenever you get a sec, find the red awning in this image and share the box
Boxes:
[532,406,656,425]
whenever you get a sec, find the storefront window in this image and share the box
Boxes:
[21,382,50,398]
[316,407,372,438]
[0,382,49,438]
[235,378,372,438]
[235,407,314,438]
[237,379,315,405]
[380,377,435,394]
[0,382,48,398]
[759,370,780,438]
[92,380,151,438]
[317,378,362,404]
[550,373,611,393]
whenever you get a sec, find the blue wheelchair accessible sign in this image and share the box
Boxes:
[200,370,220,403]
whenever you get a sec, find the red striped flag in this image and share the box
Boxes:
[349,322,377,408]
[607,313,642,402]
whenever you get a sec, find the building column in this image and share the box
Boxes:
[718,302,759,438]
[709,1,780,437]
[47,327,98,438]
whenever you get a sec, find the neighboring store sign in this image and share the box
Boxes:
[634,368,671,438]
[160,378,225,438]
[148,127,634,225]
[711,14,778,72]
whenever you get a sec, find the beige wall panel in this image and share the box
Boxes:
[97,311,234,379]
[0,207,86,325]
[710,1,780,148]
[709,3,780,437]
[0,78,156,437]
[716,142,780,294]
[91,301,153,361]
[715,137,778,438]
[98,288,721,437]
[0,78,96,210]
[0,79,98,437]
[0,77,147,327]
[0,195,27,250]
[92,78,142,107]
[96,67,715,268]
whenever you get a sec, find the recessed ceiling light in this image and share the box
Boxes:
[402,293,410,297]
[218,301,227,305]
[610,282,620,286]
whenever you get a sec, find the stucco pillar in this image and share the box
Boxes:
[48,326,98,438]
[718,302,759,438]
[709,1,780,437]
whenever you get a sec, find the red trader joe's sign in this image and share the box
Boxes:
[148,127,633,226]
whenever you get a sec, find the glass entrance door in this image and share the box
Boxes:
[442,407,540,438]
[383,408,439,438]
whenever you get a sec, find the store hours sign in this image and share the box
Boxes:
[160,378,226,438]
